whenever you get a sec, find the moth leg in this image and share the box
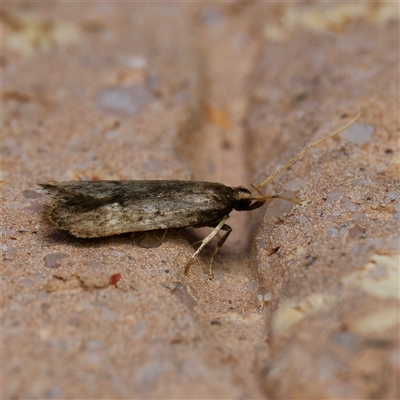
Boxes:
[208,223,232,278]
[184,215,230,274]
[190,215,230,260]
[162,229,168,240]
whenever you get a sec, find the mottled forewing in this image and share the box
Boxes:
[41,181,235,237]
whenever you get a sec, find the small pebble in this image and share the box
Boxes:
[126,56,147,69]
[44,253,65,268]
[348,224,366,238]
[258,292,272,303]
[298,215,308,224]
[303,222,313,232]
[5,246,17,255]
[247,280,259,292]
[351,178,370,187]
[23,190,42,199]
[345,123,374,145]
[95,85,154,116]
[172,283,197,311]
[213,271,225,286]
[375,162,387,173]
[329,211,341,219]
[2,229,17,237]
[387,191,400,201]
[327,225,339,238]
[29,203,43,212]
[109,273,121,285]
[341,196,357,211]
[326,187,342,203]
[263,292,272,301]
[105,128,119,139]
[351,212,366,220]
[87,260,100,269]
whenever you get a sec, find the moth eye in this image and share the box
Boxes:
[238,188,251,196]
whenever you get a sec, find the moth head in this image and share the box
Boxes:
[232,187,264,211]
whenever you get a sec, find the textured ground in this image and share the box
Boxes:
[2,3,399,399]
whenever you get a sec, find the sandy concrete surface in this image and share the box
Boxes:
[2,3,399,399]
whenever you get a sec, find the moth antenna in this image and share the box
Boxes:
[254,97,380,190]
[250,184,263,196]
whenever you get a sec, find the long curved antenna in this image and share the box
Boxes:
[254,98,379,191]
[250,184,263,196]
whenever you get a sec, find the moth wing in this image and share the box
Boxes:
[40,180,235,238]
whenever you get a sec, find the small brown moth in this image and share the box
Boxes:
[40,101,376,274]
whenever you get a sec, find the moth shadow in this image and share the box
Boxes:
[43,227,222,266]
[178,227,204,246]
[43,228,135,248]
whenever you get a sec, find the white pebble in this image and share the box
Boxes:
[329,211,341,219]
[345,123,374,145]
[87,260,100,269]
[327,225,339,237]
[351,178,370,186]
[387,191,400,201]
[341,196,357,211]
[44,253,65,269]
[326,187,342,203]
[351,212,366,220]
[263,292,272,301]
[95,85,154,116]
[298,215,308,223]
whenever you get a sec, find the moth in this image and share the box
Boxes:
[40,102,375,274]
